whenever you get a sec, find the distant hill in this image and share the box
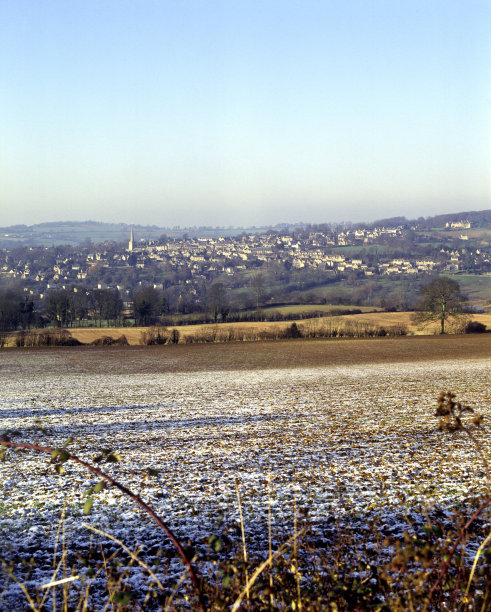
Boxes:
[1,210,490,248]
[0,220,283,248]
[369,209,491,230]
[421,209,491,229]
[0,221,139,248]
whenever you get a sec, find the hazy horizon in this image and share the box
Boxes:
[3,205,490,233]
[2,1,490,228]
[2,203,490,230]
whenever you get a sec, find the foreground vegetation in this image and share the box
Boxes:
[0,344,490,609]
[1,430,491,611]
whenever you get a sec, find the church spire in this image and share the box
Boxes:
[128,226,134,251]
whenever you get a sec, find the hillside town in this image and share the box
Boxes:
[2,221,490,286]
[0,218,490,327]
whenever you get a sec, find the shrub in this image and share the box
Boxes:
[465,320,487,334]
[15,329,83,347]
[91,335,117,346]
[283,322,303,338]
[91,335,129,346]
[140,326,169,345]
[14,330,26,347]
[113,334,129,345]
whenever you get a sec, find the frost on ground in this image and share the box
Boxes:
[0,351,490,606]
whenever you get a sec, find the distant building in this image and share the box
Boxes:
[128,227,134,251]
[446,220,471,229]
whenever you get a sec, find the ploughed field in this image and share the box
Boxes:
[0,338,490,608]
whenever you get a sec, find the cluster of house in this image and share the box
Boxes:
[134,231,422,275]
[1,223,490,297]
[127,227,489,276]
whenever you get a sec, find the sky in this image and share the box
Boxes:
[1,0,490,228]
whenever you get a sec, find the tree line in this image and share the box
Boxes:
[0,284,194,330]
[0,287,35,331]
[0,276,482,334]
[0,286,124,330]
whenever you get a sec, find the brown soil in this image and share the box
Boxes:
[3,334,491,376]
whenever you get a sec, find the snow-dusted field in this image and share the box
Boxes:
[0,348,490,606]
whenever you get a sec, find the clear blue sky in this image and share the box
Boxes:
[1,0,490,227]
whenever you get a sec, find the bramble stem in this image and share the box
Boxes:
[0,440,206,611]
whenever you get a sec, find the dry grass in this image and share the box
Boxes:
[174,311,409,340]
[69,312,491,342]
[336,311,491,334]
[69,327,146,345]
[3,311,491,347]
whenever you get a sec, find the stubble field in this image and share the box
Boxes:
[0,336,490,609]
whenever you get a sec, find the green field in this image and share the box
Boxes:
[451,273,491,304]
[255,303,379,314]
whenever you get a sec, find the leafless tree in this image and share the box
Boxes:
[412,276,466,334]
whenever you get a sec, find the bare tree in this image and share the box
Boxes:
[207,282,228,323]
[45,289,70,327]
[250,272,266,308]
[412,277,466,334]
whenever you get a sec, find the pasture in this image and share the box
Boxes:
[0,338,490,609]
[244,304,381,315]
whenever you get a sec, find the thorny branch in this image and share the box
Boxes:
[0,439,206,611]
[428,391,489,602]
